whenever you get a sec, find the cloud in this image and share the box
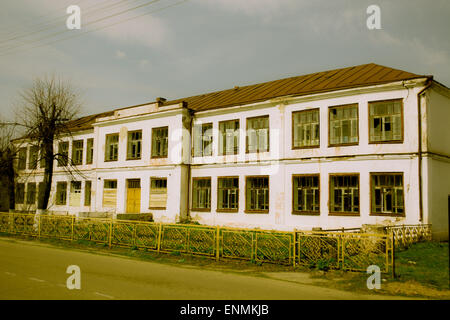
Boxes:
[115,50,126,59]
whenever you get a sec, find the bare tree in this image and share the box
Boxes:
[0,119,18,210]
[15,75,82,211]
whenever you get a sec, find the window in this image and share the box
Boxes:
[371,173,404,215]
[292,175,320,214]
[127,130,142,160]
[193,123,213,157]
[329,104,358,146]
[247,116,269,153]
[72,140,84,165]
[149,178,167,209]
[217,177,239,211]
[103,180,117,208]
[18,147,27,170]
[369,99,403,143]
[105,134,119,161]
[86,138,94,164]
[26,183,36,205]
[39,147,46,168]
[151,127,168,158]
[192,178,211,211]
[15,183,25,204]
[84,181,92,206]
[56,182,67,205]
[292,109,320,148]
[57,141,69,167]
[27,146,39,170]
[69,181,82,206]
[219,120,239,155]
[245,176,269,213]
[329,174,359,215]
[38,182,45,208]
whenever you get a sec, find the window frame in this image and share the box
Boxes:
[18,147,27,170]
[328,173,360,216]
[292,108,320,149]
[71,139,84,166]
[84,180,92,207]
[245,175,269,214]
[151,126,169,159]
[56,181,68,206]
[126,130,143,160]
[57,141,69,167]
[149,177,168,210]
[369,172,405,217]
[105,133,119,162]
[217,176,239,213]
[328,103,359,147]
[86,138,94,164]
[368,98,404,144]
[246,115,270,154]
[292,174,320,215]
[191,177,211,212]
[28,145,39,170]
[15,183,25,204]
[26,182,37,205]
[192,123,213,157]
[218,119,240,156]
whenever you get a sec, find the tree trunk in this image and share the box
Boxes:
[39,140,54,210]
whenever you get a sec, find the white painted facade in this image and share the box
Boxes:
[14,78,450,240]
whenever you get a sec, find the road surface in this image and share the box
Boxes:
[0,237,406,300]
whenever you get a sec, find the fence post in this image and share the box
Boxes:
[157,223,162,253]
[108,218,113,248]
[71,216,75,241]
[216,227,220,262]
[292,231,296,267]
[391,232,396,278]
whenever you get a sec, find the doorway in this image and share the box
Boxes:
[126,179,141,213]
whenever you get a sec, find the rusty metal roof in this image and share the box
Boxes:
[165,63,428,112]
[66,63,428,131]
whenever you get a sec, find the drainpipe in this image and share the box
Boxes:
[185,105,194,221]
[417,77,433,222]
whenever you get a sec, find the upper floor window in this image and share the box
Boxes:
[105,133,119,161]
[193,123,213,157]
[86,138,94,164]
[329,174,359,215]
[246,115,269,153]
[369,99,403,143]
[57,141,69,167]
[127,130,142,160]
[292,109,320,149]
[28,146,39,170]
[329,104,358,146]
[370,173,404,216]
[151,127,168,158]
[18,147,27,170]
[72,140,84,165]
[219,119,239,155]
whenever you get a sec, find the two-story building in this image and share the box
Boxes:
[14,63,450,240]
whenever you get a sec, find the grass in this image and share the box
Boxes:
[394,241,449,290]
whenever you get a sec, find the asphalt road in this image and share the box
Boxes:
[0,237,406,300]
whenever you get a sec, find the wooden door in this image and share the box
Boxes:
[126,179,141,213]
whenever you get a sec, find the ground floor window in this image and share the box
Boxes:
[26,183,36,205]
[293,175,319,214]
[103,180,117,208]
[371,173,404,215]
[149,178,167,209]
[217,177,239,211]
[15,183,25,204]
[329,174,359,215]
[56,182,67,205]
[245,176,269,213]
[84,181,92,207]
[192,178,211,211]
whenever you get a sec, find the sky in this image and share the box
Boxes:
[0,0,449,120]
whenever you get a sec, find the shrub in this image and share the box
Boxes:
[116,213,153,222]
